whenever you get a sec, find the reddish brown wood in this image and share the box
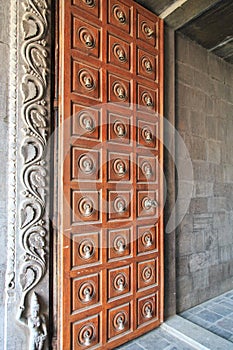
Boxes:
[58,0,164,348]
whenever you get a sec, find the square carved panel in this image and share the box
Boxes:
[137,84,158,113]
[108,112,131,145]
[72,273,100,312]
[72,103,101,140]
[137,118,158,149]
[108,33,131,71]
[137,12,158,48]
[108,227,131,260]
[72,61,100,100]
[108,265,131,300]
[72,147,100,181]
[108,191,131,221]
[72,16,100,58]
[137,224,158,255]
[137,190,158,218]
[108,73,131,106]
[137,47,158,82]
[72,232,100,268]
[137,293,158,327]
[108,0,132,34]
[137,155,158,183]
[137,259,157,290]
[72,191,101,223]
[107,151,131,182]
[107,303,131,340]
[72,0,100,18]
[72,314,100,349]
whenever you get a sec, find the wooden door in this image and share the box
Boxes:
[59,0,164,348]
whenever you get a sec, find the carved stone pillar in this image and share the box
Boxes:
[5,1,52,349]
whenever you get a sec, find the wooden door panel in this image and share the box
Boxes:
[59,0,163,348]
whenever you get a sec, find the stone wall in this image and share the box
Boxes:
[0,0,10,346]
[176,33,233,312]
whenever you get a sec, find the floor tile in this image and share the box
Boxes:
[196,309,223,323]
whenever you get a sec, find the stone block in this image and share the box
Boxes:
[176,231,193,256]
[189,39,208,72]
[176,256,189,276]
[209,264,222,285]
[177,275,193,296]
[189,110,206,136]
[189,197,208,214]
[192,269,209,290]
[219,245,232,263]
[204,229,218,250]
[209,247,220,266]
[176,33,190,64]
[176,62,194,85]
[193,231,205,252]
[193,213,213,231]
[206,116,217,140]
[188,252,209,273]
[216,118,226,141]
[176,292,195,313]
[193,161,211,182]
[176,106,190,133]
[176,82,195,108]
[193,69,210,93]
[205,95,214,115]
[187,136,207,161]
[194,182,213,198]
[208,197,227,213]
[207,140,221,164]
[209,163,224,183]
[208,52,225,82]
[224,165,233,183]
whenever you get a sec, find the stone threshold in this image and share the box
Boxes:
[163,315,233,350]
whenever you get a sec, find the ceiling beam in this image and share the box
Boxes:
[160,0,189,19]
[163,0,221,29]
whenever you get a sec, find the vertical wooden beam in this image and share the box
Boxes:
[164,25,177,318]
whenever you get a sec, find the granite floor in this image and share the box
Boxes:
[115,326,196,350]
[181,289,233,343]
[116,290,233,349]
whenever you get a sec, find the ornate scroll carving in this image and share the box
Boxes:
[79,111,96,133]
[79,27,95,48]
[113,235,126,253]
[113,158,127,176]
[6,0,18,292]
[113,43,127,62]
[79,239,95,260]
[79,69,96,90]
[18,1,50,348]
[114,196,126,213]
[141,22,154,38]
[142,301,153,318]
[142,231,153,248]
[79,154,95,174]
[79,197,95,217]
[78,324,96,346]
[113,120,127,138]
[142,161,153,178]
[142,266,153,282]
[113,5,126,24]
[113,81,127,101]
[82,0,96,8]
[113,312,127,331]
[79,281,96,302]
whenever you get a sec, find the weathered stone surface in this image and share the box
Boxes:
[189,252,210,273]
[176,33,233,313]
